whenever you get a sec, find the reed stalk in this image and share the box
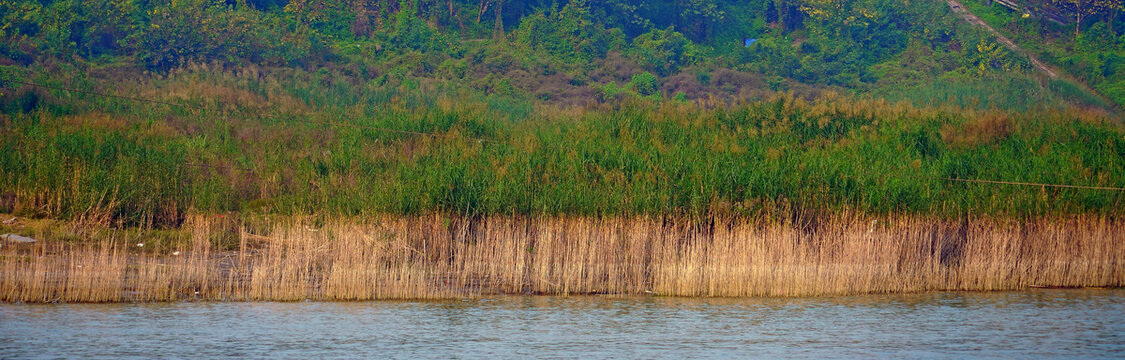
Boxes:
[1,214,1122,302]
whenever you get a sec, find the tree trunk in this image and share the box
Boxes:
[1075,0,1083,41]
[676,0,685,31]
[477,0,489,24]
[1109,6,1117,35]
[493,0,505,40]
[1076,10,1081,41]
[350,0,370,37]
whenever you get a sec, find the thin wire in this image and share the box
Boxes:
[184,163,255,172]
[938,177,1125,192]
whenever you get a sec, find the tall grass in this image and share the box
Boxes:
[1,66,1122,227]
[877,73,1113,111]
[2,215,1121,302]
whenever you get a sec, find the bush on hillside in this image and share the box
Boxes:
[513,0,614,63]
[627,27,696,76]
[630,71,659,95]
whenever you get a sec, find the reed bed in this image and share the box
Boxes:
[4,72,1124,229]
[1,214,1122,302]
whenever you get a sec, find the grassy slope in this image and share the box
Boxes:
[1,66,1123,228]
[959,0,1123,108]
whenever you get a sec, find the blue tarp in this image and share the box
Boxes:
[744,38,758,47]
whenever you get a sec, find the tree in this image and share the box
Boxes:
[389,0,450,51]
[593,0,653,36]
[775,0,805,31]
[766,1,779,24]
[1051,0,1123,41]
[493,0,504,40]
[1101,0,1123,34]
[74,0,138,57]
[284,0,356,38]
[476,0,492,23]
[350,0,372,36]
[799,0,884,38]
[678,0,724,42]
[512,0,614,62]
[627,27,694,75]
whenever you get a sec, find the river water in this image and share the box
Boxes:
[2,290,1123,359]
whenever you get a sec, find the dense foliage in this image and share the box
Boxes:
[1,0,1115,107]
[964,0,1125,106]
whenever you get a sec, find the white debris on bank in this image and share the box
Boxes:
[1,233,37,243]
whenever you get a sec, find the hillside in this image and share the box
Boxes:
[958,0,1125,107]
[1,0,1124,228]
[1,0,1118,111]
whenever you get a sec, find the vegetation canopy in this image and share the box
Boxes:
[0,0,1123,228]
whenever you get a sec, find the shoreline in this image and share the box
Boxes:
[3,214,1123,303]
[3,288,1124,305]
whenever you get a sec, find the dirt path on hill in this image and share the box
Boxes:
[946,0,1058,78]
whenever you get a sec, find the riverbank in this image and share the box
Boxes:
[2,214,1121,302]
[3,69,1124,230]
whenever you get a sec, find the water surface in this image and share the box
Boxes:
[2,290,1124,359]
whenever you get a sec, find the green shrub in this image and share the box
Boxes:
[512,0,609,63]
[627,27,695,76]
[133,0,308,69]
[629,72,659,96]
[439,59,469,79]
[389,0,457,55]
[599,81,629,100]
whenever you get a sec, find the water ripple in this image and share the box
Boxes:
[2,290,1124,359]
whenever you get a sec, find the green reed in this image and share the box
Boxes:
[1,66,1123,227]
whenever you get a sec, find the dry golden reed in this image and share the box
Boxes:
[2,214,1122,302]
